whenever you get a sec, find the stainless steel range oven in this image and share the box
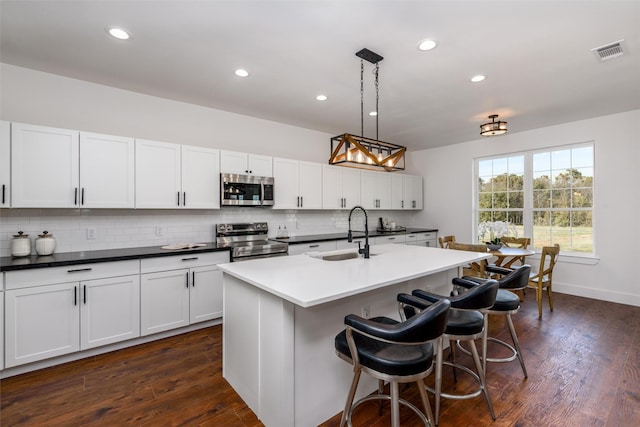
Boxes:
[216,222,288,261]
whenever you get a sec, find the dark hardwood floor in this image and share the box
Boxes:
[1,291,639,426]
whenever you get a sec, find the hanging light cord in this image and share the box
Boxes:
[374,62,379,141]
[360,59,364,137]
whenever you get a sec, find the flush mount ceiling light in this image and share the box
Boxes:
[418,39,437,51]
[470,74,486,83]
[234,69,249,77]
[107,27,130,40]
[480,114,508,136]
[329,48,406,172]
[316,94,327,101]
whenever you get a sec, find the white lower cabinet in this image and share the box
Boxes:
[405,231,438,247]
[288,241,337,255]
[140,252,228,336]
[0,290,4,370]
[373,234,407,245]
[4,261,140,368]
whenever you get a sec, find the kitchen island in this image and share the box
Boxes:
[218,244,490,427]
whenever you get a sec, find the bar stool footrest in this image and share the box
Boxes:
[424,361,483,400]
[347,394,432,427]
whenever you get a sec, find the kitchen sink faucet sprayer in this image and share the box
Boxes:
[347,205,370,259]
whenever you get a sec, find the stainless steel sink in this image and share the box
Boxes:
[321,252,360,261]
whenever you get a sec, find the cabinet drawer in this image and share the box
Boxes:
[409,232,437,242]
[374,234,407,245]
[140,251,230,273]
[5,260,140,290]
[288,241,337,255]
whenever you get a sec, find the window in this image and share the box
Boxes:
[476,143,594,253]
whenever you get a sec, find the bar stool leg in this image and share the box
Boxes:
[390,381,400,427]
[417,378,435,427]
[506,314,528,378]
[340,368,361,427]
[469,339,496,420]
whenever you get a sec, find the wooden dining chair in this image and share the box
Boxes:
[528,244,560,318]
[500,237,531,268]
[438,235,456,249]
[447,242,488,278]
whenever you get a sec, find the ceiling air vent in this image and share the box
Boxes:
[591,39,626,62]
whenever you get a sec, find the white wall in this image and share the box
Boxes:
[0,64,330,162]
[412,109,640,306]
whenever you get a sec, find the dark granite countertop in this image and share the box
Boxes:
[0,243,231,272]
[273,228,438,245]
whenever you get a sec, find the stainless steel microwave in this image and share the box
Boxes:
[220,173,274,206]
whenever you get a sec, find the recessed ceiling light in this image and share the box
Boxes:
[418,39,437,51]
[470,75,486,83]
[369,111,378,116]
[107,27,130,40]
[235,69,249,77]
[316,95,327,101]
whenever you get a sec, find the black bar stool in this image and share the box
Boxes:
[398,279,498,425]
[453,264,531,377]
[334,299,451,427]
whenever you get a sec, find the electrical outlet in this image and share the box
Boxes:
[362,305,370,319]
[155,226,165,237]
[86,227,97,240]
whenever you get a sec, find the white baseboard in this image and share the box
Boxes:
[554,282,640,307]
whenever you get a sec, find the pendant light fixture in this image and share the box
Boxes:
[329,48,406,172]
[480,114,508,136]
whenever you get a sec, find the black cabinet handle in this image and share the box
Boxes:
[177,192,181,206]
[74,286,77,306]
[300,196,303,208]
[192,271,195,287]
[81,188,85,205]
[2,184,5,204]
[67,268,92,273]
[183,192,186,206]
[74,187,78,205]
[83,285,87,304]
[182,257,198,261]
[309,244,320,248]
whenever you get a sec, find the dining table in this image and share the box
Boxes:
[488,246,536,268]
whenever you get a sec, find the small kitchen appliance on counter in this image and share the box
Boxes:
[216,222,288,261]
[376,217,406,233]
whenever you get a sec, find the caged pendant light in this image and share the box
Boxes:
[329,48,406,172]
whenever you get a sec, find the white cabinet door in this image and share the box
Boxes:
[11,123,79,208]
[0,290,4,370]
[248,154,273,177]
[80,275,140,350]
[402,175,414,209]
[220,150,250,174]
[391,174,403,209]
[322,165,343,209]
[298,161,322,209]
[322,165,360,209]
[221,150,272,176]
[288,241,337,255]
[5,283,80,368]
[79,132,135,208]
[360,171,391,210]
[140,269,190,336]
[273,157,299,209]
[190,265,223,323]
[341,168,361,209]
[412,175,424,210]
[135,139,182,208]
[1,121,10,207]
[181,145,220,209]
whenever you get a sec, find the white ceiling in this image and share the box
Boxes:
[1,1,639,151]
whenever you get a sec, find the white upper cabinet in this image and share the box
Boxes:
[135,139,182,208]
[136,140,220,209]
[11,124,135,208]
[391,173,423,210]
[79,131,135,208]
[273,157,322,209]
[11,123,79,208]
[1,121,10,207]
[181,145,220,209]
[220,150,272,177]
[322,165,361,210]
[360,170,392,210]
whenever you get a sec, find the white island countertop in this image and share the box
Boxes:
[218,244,490,308]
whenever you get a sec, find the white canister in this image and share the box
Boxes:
[35,231,57,256]
[10,231,31,257]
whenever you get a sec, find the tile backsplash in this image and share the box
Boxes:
[0,208,418,256]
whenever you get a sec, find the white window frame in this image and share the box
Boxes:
[474,142,595,256]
